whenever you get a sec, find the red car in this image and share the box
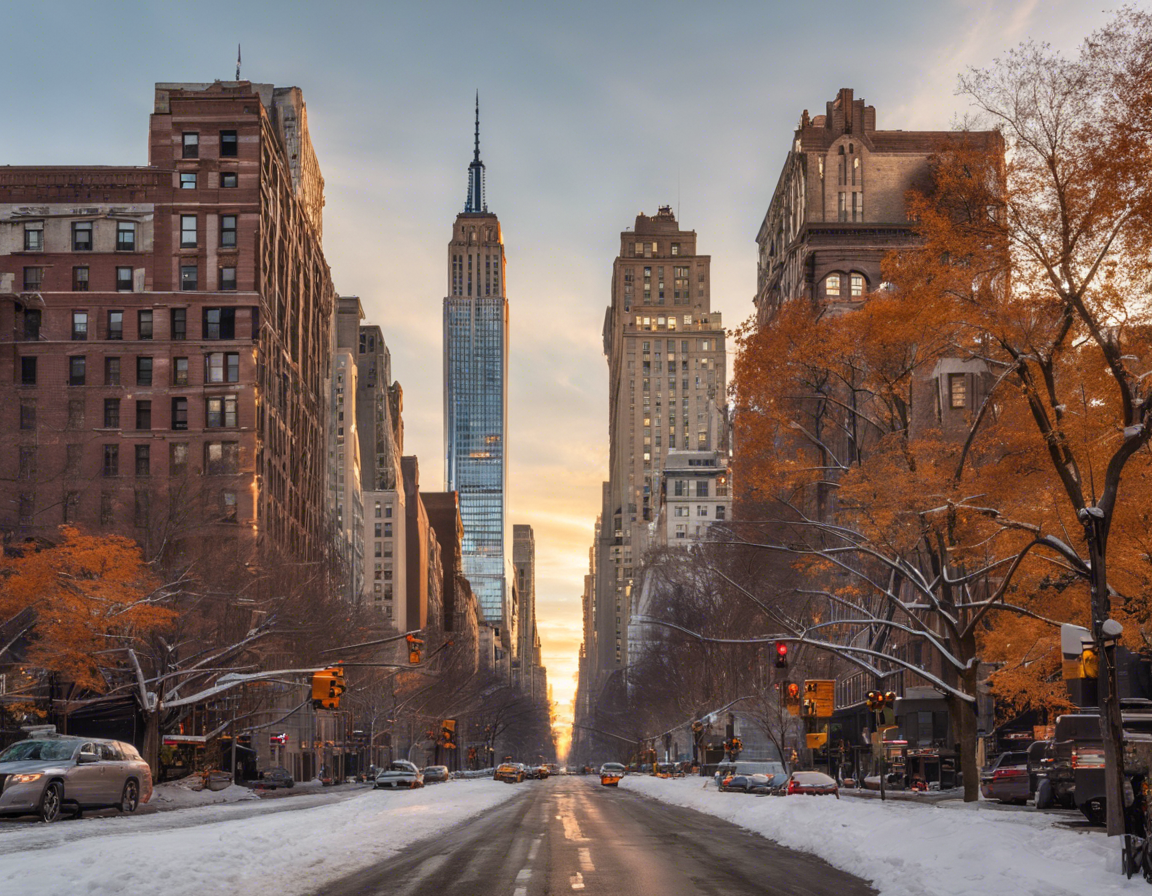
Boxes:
[786,771,839,798]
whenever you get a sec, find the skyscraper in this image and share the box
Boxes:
[444,96,511,633]
[593,207,726,680]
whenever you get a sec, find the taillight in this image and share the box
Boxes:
[993,768,1025,779]
[1072,747,1105,769]
[788,780,798,794]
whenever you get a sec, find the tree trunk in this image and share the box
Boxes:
[143,708,161,780]
[958,666,980,803]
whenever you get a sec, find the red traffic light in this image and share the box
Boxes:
[774,641,788,668]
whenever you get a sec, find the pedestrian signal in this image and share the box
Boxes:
[784,681,802,716]
[407,633,424,665]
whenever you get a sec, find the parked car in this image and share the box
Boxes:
[0,733,153,822]
[720,774,754,793]
[785,771,840,797]
[258,767,295,789]
[374,760,423,789]
[421,765,450,784]
[495,763,525,783]
[980,751,1030,804]
[600,762,626,786]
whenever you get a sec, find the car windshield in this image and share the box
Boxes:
[387,762,412,772]
[0,740,77,762]
[793,772,835,785]
[999,752,1029,767]
[602,763,625,771]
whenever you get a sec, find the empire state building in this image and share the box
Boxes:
[443,95,511,632]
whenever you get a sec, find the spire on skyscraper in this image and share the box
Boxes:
[465,91,487,213]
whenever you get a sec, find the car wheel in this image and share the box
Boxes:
[1034,779,1053,810]
[1082,799,1106,826]
[39,782,63,824]
[120,779,140,814]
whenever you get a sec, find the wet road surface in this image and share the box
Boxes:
[313,775,876,896]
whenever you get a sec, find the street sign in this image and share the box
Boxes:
[270,732,288,746]
[803,679,835,718]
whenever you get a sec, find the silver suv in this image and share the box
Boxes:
[0,734,153,822]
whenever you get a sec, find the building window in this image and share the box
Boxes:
[180,265,198,291]
[221,172,238,188]
[105,356,121,386]
[180,215,197,248]
[850,273,865,297]
[170,442,188,476]
[173,357,189,386]
[72,221,93,251]
[825,273,841,298]
[180,172,197,190]
[72,311,88,340]
[20,357,37,386]
[18,446,35,480]
[220,215,237,248]
[204,441,240,475]
[206,352,240,383]
[63,491,79,523]
[100,492,113,525]
[219,267,237,291]
[24,222,43,251]
[949,374,967,409]
[716,505,726,521]
[107,310,123,340]
[182,132,199,159]
[66,445,82,476]
[103,398,120,429]
[135,444,150,477]
[206,395,238,428]
[135,400,151,431]
[696,480,709,497]
[221,490,238,521]
[671,243,679,256]
[20,400,36,430]
[171,397,188,430]
[117,221,136,251]
[138,310,154,340]
[134,489,150,527]
[203,308,235,339]
[22,309,41,340]
[116,266,134,291]
[18,494,34,526]
[72,267,89,292]
[22,266,42,292]
[171,308,187,340]
[220,130,238,157]
[136,357,153,386]
[102,444,119,477]
[374,523,382,538]
[69,356,86,386]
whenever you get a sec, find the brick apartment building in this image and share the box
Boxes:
[0,81,335,564]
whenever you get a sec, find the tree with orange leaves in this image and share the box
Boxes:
[0,526,174,692]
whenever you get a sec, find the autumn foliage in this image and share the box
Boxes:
[0,527,174,691]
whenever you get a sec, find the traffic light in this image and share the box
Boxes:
[1081,646,1099,679]
[442,719,457,749]
[311,665,346,710]
[774,641,788,668]
[784,681,801,716]
[801,697,817,718]
[884,691,896,707]
[407,633,424,665]
[866,690,881,710]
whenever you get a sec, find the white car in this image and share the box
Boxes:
[374,760,424,789]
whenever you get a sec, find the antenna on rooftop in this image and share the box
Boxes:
[236,44,242,81]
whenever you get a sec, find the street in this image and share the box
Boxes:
[314,776,876,896]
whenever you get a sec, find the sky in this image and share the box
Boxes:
[0,0,1128,756]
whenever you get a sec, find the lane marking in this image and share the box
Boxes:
[570,872,585,890]
[516,868,532,882]
[528,838,541,861]
[514,889,527,896]
[578,847,595,871]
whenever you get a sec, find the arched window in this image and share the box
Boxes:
[825,274,841,297]
[837,146,845,185]
[850,273,866,297]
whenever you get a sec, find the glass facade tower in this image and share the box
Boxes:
[444,97,510,627]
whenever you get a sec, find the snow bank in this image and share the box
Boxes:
[620,776,1140,896]
[0,779,520,896]
[149,780,260,808]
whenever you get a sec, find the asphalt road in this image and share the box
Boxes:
[313,776,877,896]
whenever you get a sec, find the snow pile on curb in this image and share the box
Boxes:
[621,776,1140,896]
[149,780,260,808]
[0,780,520,896]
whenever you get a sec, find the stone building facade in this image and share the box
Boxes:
[0,81,335,565]
[594,207,726,681]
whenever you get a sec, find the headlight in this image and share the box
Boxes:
[10,773,43,784]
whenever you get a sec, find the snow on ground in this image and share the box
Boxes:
[149,780,260,809]
[0,780,521,896]
[621,776,1141,896]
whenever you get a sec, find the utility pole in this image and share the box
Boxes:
[1080,508,1127,838]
